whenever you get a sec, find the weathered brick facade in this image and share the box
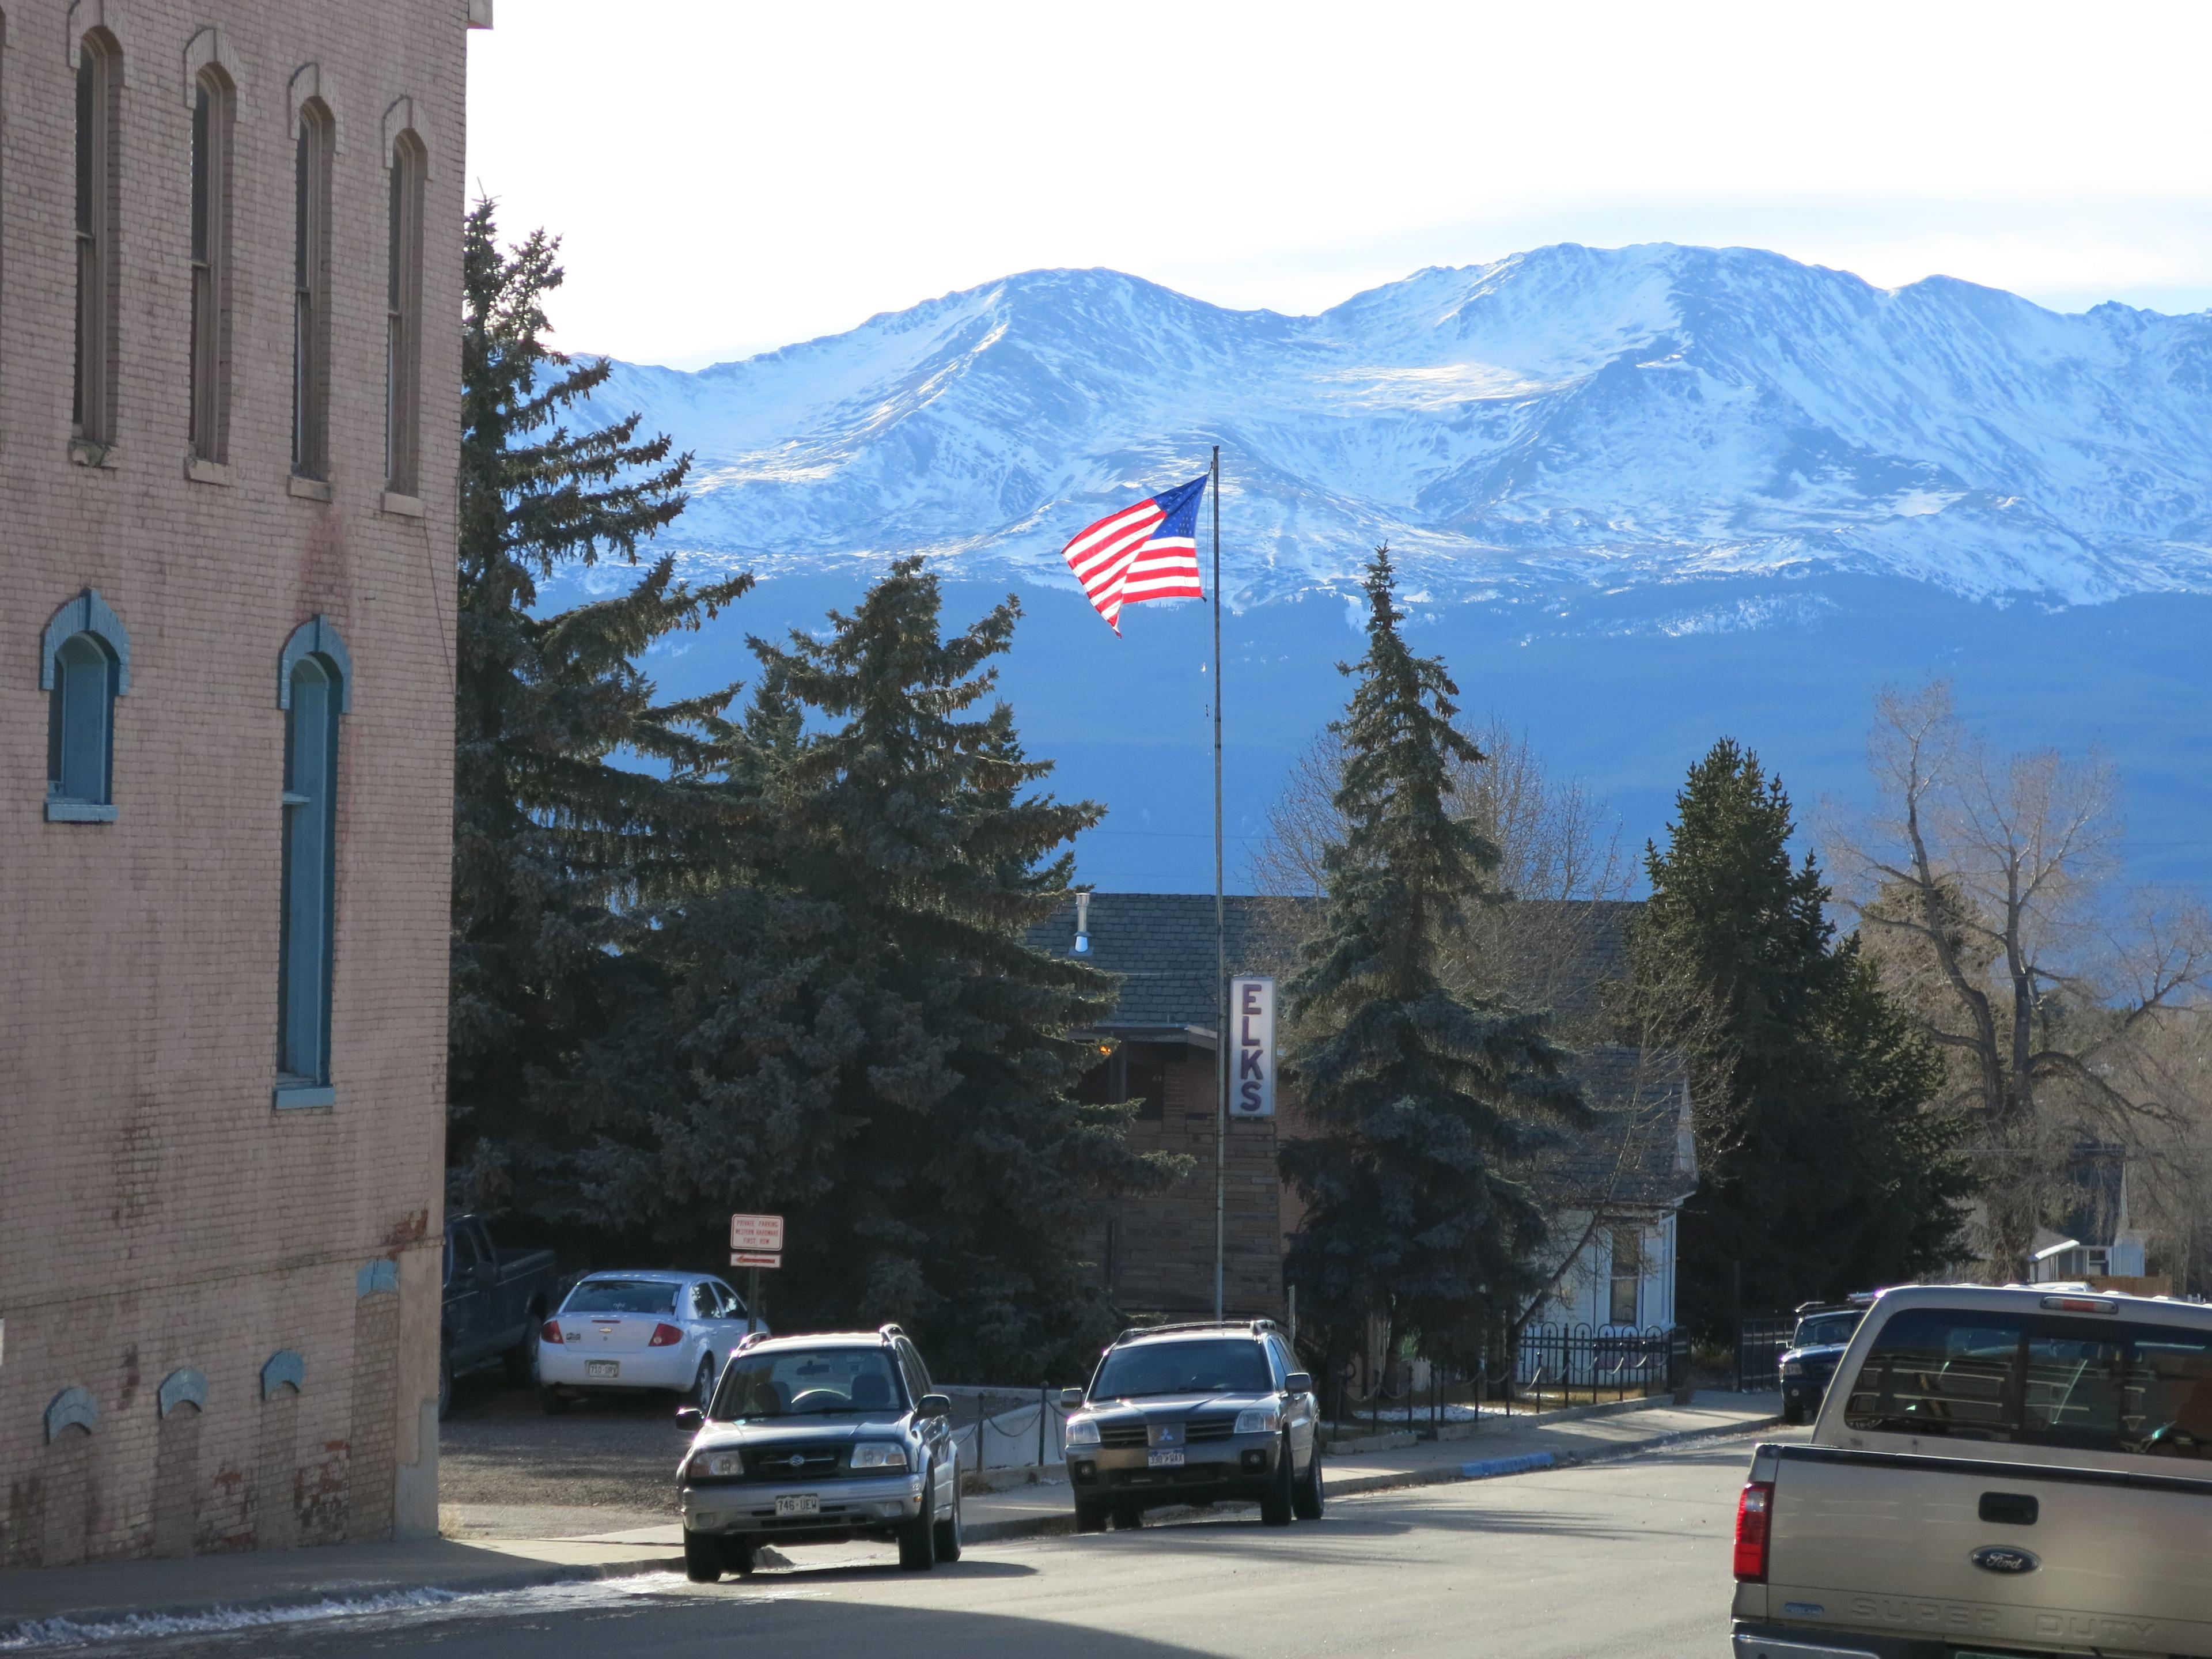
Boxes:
[1099,1051,1285,1319]
[0,0,473,1563]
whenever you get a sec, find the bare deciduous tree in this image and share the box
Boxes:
[1252,721,1630,905]
[1829,683,2212,1282]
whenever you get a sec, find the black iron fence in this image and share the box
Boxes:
[1509,1323,1689,1406]
[1734,1313,1795,1391]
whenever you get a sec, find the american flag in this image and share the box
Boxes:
[1058,474,1207,632]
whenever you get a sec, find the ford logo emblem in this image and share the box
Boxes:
[1971,1546,2039,1575]
[788,1453,805,1469]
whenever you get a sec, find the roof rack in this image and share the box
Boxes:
[878,1323,906,1341]
[1112,1319,1280,1344]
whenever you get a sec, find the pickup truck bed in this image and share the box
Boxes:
[1732,1284,2212,1659]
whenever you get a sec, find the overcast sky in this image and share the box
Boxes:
[465,1,2212,370]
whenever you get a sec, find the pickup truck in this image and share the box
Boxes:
[440,1213,560,1417]
[1732,1282,2212,1659]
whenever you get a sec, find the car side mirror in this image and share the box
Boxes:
[675,1406,703,1429]
[470,1261,498,1290]
[1285,1372,1312,1395]
[918,1393,951,1419]
[1058,1387,1086,1409]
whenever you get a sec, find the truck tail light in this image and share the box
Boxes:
[1734,1480,1774,1582]
[649,1323,684,1347]
[540,1320,563,1344]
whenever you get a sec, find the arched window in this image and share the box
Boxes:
[73,28,122,453]
[384,129,426,497]
[43,589,130,823]
[291,99,334,483]
[276,618,350,1106]
[188,65,234,464]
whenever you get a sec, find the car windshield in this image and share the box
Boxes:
[711,1348,905,1421]
[1796,1313,1861,1349]
[1091,1339,1272,1399]
[563,1279,678,1315]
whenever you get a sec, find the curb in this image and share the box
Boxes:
[0,1417,1780,1642]
[0,1555,688,1647]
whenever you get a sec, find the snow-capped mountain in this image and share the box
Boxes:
[586,243,2212,607]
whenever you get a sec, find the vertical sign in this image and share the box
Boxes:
[1230,976,1275,1118]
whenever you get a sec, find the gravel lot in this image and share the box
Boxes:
[439,1370,692,1535]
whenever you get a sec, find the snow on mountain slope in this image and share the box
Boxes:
[579,243,2212,606]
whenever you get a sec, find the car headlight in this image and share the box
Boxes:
[1781,1359,1804,1377]
[1235,1406,1281,1435]
[688,1450,744,1478]
[1064,1417,1101,1447]
[850,1442,909,1470]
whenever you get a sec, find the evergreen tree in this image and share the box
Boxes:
[1279,549,1585,1380]
[449,200,752,1205]
[569,559,1176,1378]
[1629,741,1970,1336]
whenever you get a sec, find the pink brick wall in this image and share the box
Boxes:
[0,0,466,1563]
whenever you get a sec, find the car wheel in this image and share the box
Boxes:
[692,1355,717,1410]
[1260,1435,1295,1526]
[897,1469,939,1571]
[1074,1499,1111,1532]
[722,1539,757,1578]
[437,1342,453,1421]
[1293,1442,1325,1520]
[1782,1400,1805,1426]
[1111,1503,1142,1530]
[539,1385,570,1416]
[934,1472,963,1562]
[683,1528,722,1584]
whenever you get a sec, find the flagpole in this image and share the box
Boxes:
[1212,444,1226,1324]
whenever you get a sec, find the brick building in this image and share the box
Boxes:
[1029,894,1696,1335]
[0,0,484,1565]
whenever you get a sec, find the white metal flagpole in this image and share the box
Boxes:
[1212,444,1226,1323]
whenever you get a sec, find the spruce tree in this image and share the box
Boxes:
[570,558,1176,1378]
[1629,741,1969,1335]
[449,200,752,1205]
[1279,548,1584,1380]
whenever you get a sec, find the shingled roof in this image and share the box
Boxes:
[1027,892,1697,1215]
[1524,1046,1699,1212]
[1025,892,1642,1036]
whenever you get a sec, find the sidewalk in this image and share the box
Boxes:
[0,1391,1777,1641]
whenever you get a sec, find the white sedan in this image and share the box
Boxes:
[537,1271,767,1414]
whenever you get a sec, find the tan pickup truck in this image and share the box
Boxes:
[1731,1283,2212,1659]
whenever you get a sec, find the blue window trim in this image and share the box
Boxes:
[278,615,353,711]
[158,1368,209,1418]
[261,1350,306,1399]
[357,1259,399,1298]
[41,589,131,694]
[45,1387,99,1442]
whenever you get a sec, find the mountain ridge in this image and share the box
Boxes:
[577,241,2212,609]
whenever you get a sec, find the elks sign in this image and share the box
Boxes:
[1230,976,1276,1118]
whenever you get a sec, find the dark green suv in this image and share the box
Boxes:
[1060,1320,1323,1531]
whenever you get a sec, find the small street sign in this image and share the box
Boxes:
[730,1251,782,1270]
[729,1213,785,1252]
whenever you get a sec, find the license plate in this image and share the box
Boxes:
[586,1360,619,1378]
[775,1494,820,1517]
[1147,1449,1185,1468]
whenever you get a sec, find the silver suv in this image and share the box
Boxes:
[675,1324,960,1580]
[1060,1320,1322,1530]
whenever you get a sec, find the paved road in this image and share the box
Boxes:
[56,1436,1764,1658]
